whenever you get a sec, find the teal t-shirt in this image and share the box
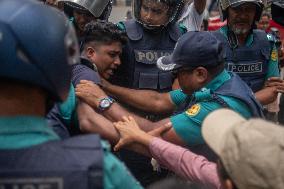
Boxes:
[169,70,252,146]
[58,84,78,128]
[219,26,280,79]
[0,117,142,189]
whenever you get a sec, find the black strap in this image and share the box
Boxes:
[211,93,230,108]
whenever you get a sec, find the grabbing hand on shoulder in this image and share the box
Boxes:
[75,80,108,109]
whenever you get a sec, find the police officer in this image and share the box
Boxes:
[0,1,142,189]
[213,0,284,106]
[110,0,193,185]
[57,0,112,37]
[113,0,206,91]
[75,31,264,162]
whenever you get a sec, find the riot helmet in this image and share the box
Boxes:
[218,0,264,21]
[133,0,184,29]
[58,0,112,21]
[0,0,80,102]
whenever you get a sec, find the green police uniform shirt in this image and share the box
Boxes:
[170,70,252,146]
[0,117,142,189]
[219,26,280,79]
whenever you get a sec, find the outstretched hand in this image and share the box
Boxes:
[113,116,172,151]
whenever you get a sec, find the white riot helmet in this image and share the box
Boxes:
[57,0,112,20]
[133,0,184,29]
[218,0,264,21]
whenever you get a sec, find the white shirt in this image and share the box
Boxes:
[178,3,205,31]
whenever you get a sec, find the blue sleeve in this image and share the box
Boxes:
[46,104,70,139]
[266,44,280,79]
[101,141,143,189]
[170,102,223,146]
[169,89,188,106]
[71,64,101,86]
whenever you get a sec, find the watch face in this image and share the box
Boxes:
[100,99,111,108]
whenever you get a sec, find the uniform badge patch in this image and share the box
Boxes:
[271,49,278,62]
[186,104,201,116]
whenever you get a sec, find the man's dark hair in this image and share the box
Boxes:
[81,21,128,51]
[179,61,225,79]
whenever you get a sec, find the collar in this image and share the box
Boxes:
[220,26,254,47]
[194,70,231,101]
[0,116,59,149]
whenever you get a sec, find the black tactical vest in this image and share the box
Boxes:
[114,20,184,92]
[213,29,271,92]
[0,135,103,189]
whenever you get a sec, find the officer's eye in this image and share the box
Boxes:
[142,5,150,12]
[108,52,117,58]
[152,9,163,15]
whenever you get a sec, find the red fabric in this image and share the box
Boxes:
[267,20,284,40]
[208,17,227,31]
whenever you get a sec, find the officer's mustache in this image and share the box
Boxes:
[233,19,250,25]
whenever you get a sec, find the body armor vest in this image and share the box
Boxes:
[0,135,103,189]
[119,20,184,92]
[213,29,271,92]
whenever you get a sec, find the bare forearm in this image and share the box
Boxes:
[77,102,120,144]
[103,103,161,132]
[255,88,278,105]
[194,0,206,14]
[103,83,174,114]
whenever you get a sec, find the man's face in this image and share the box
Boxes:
[257,15,270,31]
[176,68,201,95]
[73,10,96,33]
[89,42,122,80]
[140,0,169,26]
[227,3,256,35]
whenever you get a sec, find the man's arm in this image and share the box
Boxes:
[76,80,174,131]
[101,79,175,114]
[257,43,283,105]
[77,101,159,156]
[113,117,220,189]
[76,80,188,146]
[77,101,120,145]
[194,0,206,15]
[77,93,187,146]
[255,77,284,105]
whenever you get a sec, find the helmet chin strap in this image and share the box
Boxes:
[227,28,239,49]
[142,22,166,32]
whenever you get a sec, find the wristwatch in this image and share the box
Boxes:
[98,97,115,111]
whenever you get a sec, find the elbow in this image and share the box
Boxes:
[79,118,94,133]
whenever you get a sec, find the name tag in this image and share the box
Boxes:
[134,50,171,64]
[0,178,63,189]
[227,62,263,73]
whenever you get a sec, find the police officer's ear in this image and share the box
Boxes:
[194,67,208,83]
